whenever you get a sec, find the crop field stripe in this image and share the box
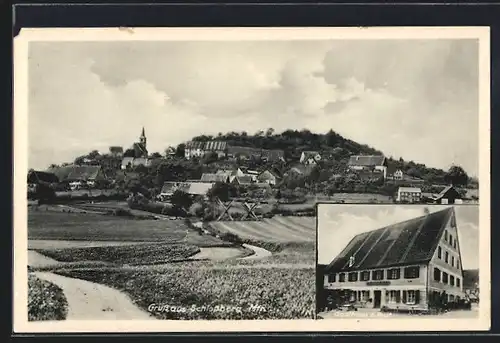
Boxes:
[257,220,310,242]
[214,222,282,241]
[240,221,300,242]
[267,217,314,238]
[230,222,283,241]
[284,217,315,231]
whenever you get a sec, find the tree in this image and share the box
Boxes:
[207,182,237,202]
[444,165,469,186]
[170,190,193,213]
[88,150,100,159]
[175,143,186,158]
[150,152,162,159]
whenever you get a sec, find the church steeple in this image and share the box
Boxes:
[139,127,147,152]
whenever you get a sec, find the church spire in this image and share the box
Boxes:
[141,127,146,138]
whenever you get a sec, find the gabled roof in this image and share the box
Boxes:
[233,175,253,184]
[348,155,386,167]
[302,151,320,159]
[187,182,214,195]
[28,170,59,184]
[133,142,147,155]
[160,181,179,195]
[185,141,206,150]
[204,141,227,151]
[201,173,228,183]
[325,207,454,273]
[398,187,422,193]
[258,169,281,179]
[49,165,103,182]
[434,185,461,200]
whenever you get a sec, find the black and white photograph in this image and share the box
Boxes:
[317,204,480,319]
[13,27,490,332]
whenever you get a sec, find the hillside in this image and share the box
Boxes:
[189,129,471,187]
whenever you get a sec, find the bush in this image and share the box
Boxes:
[28,274,68,321]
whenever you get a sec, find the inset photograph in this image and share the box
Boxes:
[316,204,480,319]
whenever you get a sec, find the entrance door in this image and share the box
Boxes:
[374,290,382,308]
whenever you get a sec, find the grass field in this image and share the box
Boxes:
[28,211,229,247]
[209,216,315,243]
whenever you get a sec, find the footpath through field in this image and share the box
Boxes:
[33,272,156,320]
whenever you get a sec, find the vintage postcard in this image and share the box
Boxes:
[13,27,490,332]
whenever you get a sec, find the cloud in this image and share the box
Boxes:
[27,40,479,175]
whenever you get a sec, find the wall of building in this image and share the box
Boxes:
[324,264,429,310]
[427,211,465,301]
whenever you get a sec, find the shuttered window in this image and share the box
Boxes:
[339,273,346,282]
[387,268,401,280]
[361,271,370,281]
[403,290,420,305]
[404,266,420,279]
[434,268,441,281]
[348,272,358,282]
[328,274,336,283]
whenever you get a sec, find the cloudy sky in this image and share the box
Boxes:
[317,205,479,269]
[28,39,479,174]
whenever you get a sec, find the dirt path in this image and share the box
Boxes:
[189,247,248,260]
[33,272,155,320]
[28,251,66,268]
[240,244,272,260]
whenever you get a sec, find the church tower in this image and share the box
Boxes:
[140,127,147,151]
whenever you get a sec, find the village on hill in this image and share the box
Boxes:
[27,127,479,217]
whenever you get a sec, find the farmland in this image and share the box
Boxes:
[28,208,316,320]
[57,266,315,320]
[209,216,315,242]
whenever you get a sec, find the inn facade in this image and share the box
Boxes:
[323,207,465,311]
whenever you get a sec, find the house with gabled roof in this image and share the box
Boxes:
[431,185,463,205]
[347,155,388,179]
[300,151,322,165]
[396,187,422,203]
[257,169,281,186]
[323,207,465,312]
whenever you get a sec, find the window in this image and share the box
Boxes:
[404,290,420,305]
[404,266,420,279]
[372,270,384,280]
[442,272,449,284]
[452,256,455,267]
[327,274,336,283]
[387,268,401,280]
[454,240,457,249]
[348,272,358,282]
[388,290,401,304]
[433,268,441,282]
[449,236,453,246]
[339,273,345,282]
[438,246,442,259]
[361,291,370,301]
[445,251,449,263]
[450,275,455,286]
[457,260,460,269]
[457,278,461,287]
[361,271,370,281]
[444,230,448,242]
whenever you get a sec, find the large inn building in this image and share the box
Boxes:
[323,207,465,311]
